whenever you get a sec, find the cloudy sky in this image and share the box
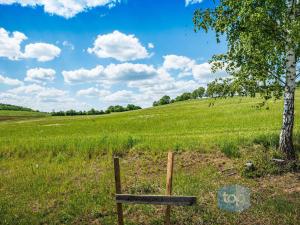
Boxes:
[0,0,227,112]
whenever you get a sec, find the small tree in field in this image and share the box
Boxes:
[192,87,206,99]
[159,95,171,105]
[194,0,300,159]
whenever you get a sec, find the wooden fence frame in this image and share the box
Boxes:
[113,152,197,225]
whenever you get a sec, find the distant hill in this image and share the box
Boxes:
[0,103,35,112]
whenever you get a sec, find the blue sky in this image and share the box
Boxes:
[0,0,227,112]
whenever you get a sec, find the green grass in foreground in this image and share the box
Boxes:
[0,93,299,224]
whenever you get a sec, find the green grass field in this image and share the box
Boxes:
[0,93,299,225]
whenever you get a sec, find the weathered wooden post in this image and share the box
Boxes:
[165,152,174,225]
[114,157,124,225]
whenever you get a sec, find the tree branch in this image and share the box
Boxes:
[261,65,286,85]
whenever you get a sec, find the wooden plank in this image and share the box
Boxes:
[113,157,124,225]
[165,152,174,225]
[115,194,196,206]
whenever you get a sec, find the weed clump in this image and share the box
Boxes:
[128,182,160,195]
[241,148,299,178]
[253,134,279,149]
[218,141,240,158]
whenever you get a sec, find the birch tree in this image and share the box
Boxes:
[193,0,300,159]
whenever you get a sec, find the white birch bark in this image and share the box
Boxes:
[279,0,297,159]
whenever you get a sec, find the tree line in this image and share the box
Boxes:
[51,104,142,116]
[0,103,36,112]
[153,87,206,106]
[154,80,300,107]
[152,78,258,107]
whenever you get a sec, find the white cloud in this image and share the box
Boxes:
[2,83,87,111]
[192,62,227,83]
[128,69,199,102]
[63,63,157,84]
[37,88,66,98]
[0,27,61,61]
[148,43,154,49]
[0,74,23,86]
[163,55,195,70]
[185,0,203,6]
[163,54,195,77]
[104,63,157,81]
[77,87,110,97]
[62,41,75,50]
[103,90,135,103]
[77,87,137,105]
[23,43,61,62]
[1,52,228,110]
[63,65,105,83]
[0,27,27,60]
[88,30,150,62]
[8,84,45,94]
[163,55,228,81]
[25,68,56,83]
[8,83,66,98]
[63,55,228,107]
[0,0,120,18]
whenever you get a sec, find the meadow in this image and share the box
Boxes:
[0,93,299,225]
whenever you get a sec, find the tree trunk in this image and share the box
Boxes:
[279,48,297,160]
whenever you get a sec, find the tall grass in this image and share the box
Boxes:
[1,92,299,158]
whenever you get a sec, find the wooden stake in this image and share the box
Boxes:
[165,152,174,225]
[114,157,124,225]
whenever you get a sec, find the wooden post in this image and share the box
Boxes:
[114,157,124,225]
[165,152,174,225]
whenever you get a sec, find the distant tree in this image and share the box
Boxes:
[207,78,254,98]
[87,108,95,115]
[206,80,226,98]
[114,105,126,112]
[65,109,77,116]
[182,92,192,100]
[126,104,142,111]
[153,101,159,107]
[192,87,206,99]
[159,95,171,105]
[193,0,300,159]
[51,111,65,116]
[206,81,216,98]
[175,92,192,102]
[107,106,115,113]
